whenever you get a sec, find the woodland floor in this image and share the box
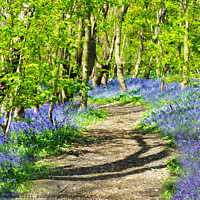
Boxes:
[23,103,173,200]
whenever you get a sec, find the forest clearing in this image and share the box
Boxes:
[0,0,200,199]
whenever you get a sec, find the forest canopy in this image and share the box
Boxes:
[0,0,199,135]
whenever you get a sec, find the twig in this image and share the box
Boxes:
[57,185,68,195]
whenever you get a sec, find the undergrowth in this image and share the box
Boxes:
[0,103,107,198]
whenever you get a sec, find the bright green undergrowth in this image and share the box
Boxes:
[89,89,145,105]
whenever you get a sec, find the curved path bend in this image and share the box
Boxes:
[25,104,171,200]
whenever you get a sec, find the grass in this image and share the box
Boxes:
[89,90,144,105]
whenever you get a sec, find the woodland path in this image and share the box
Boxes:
[25,104,172,200]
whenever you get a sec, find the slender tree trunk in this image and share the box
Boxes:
[92,63,103,87]
[143,67,151,80]
[48,48,64,123]
[80,12,91,109]
[115,4,129,92]
[115,23,127,91]
[101,64,110,85]
[160,65,169,92]
[0,109,14,136]
[34,105,39,114]
[181,6,189,90]
[121,34,127,57]
[178,2,184,84]
[88,14,97,77]
[101,32,111,85]
[132,30,144,78]
[153,5,166,76]
[143,56,152,80]
[14,107,25,118]
[92,33,115,87]
[102,34,116,85]
[75,18,83,74]
[110,64,117,80]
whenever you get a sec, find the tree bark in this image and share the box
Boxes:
[181,4,189,90]
[80,12,91,109]
[115,4,129,92]
[92,62,103,87]
[75,18,83,75]
[143,56,152,80]
[0,109,14,136]
[92,3,115,87]
[88,14,97,77]
[115,23,127,91]
[34,104,39,114]
[131,30,144,78]
[178,2,184,85]
[153,5,166,76]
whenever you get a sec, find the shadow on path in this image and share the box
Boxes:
[48,135,169,181]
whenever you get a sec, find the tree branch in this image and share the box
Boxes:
[107,35,116,64]
[0,11,7,20]
[177,0,200,9]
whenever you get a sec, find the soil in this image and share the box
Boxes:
[23,103,172,200]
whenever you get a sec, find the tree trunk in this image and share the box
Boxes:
[88,14,97,77]
[160,65,169,92]
[115,4,129,92]
[0,109,13,136]
[34,105,39,114]
[80,13,91,109]
[153,5,166,76]
[143,56,152,80]
[102,34,116,85]
[115,23,127,92]
[92,62,103,87]
[110,64,117,80]
[181,5,189,90]
[132,30,144,78]
[48,48,64,123]
[178,2,184,85]
[101,64,110,85]
[14,107,25,118]
[75,18,83,75]
[92,32,115,87]
[143,67,151,80]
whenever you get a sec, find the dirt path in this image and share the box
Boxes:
[25,104,171,200]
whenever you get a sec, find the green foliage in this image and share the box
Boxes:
[161,158,180,199]
[16,127,80,157]
[167,158,181,175]
[89,89,145,105]
[136,121,158,134]
[0,159,35,195]
[161,180,176,200]
[73,107,108,127]
[163,135,176,148]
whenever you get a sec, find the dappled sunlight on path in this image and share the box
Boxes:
[25,104,171,200]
